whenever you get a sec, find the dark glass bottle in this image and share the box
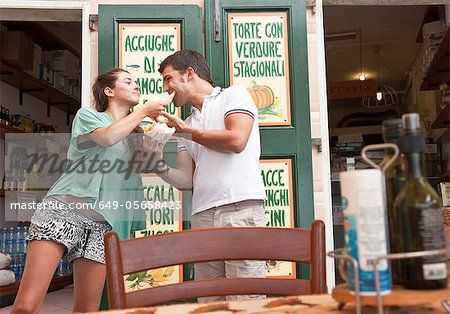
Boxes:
[5,109,10,126]
[0,107,5,124]
[394,113,448,289]
[380,119,405,285]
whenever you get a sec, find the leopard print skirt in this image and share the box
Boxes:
[27,198,112,264]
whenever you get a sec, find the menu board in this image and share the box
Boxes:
[125,174,183,292]
[260,159,296,278]
[228,12,291,126]
[119,23,181,118]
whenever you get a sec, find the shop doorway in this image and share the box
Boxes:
[0,1,89,307]
[322,4,449,283]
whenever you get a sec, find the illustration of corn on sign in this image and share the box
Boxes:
[125,174,183,292]
[260,159,296,278]
[119,23,181,119]
[228,12,291,126]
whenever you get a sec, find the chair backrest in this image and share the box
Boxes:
[104,220,326,309]
[445,225,450,261]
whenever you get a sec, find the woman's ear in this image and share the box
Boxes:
[104,86,114,97]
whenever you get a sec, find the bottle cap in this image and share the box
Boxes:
[402,113,421,134]
[382,119,403,142]
[400,113,425,153]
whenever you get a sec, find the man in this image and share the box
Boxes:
[148,49,266,302]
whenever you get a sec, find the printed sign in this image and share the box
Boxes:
[125,174,183,292]
[119,23,181,118]
[328,80,377,100]
[260,159,295,278]
[228,13,291,126]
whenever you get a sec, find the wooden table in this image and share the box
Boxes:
[84,292,449,314]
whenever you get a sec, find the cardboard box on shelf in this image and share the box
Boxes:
[423,20,447,45]
[33,43,42,63]
[54,72,67,93]
[69,84,80,101]
[42,50,79,78]
[24,59,40,79]
[0,31,34,70]
[39,63,54,86]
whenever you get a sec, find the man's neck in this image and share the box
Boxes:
[190,83,215,112]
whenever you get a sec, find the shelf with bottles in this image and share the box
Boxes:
[0,226,73,299]
[0,108,61,140]
[0,121,25,139]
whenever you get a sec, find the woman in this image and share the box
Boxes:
[12,68,169,313]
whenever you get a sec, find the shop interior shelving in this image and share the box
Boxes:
[431,103,449,128]
[0,275,73,299]
[0,122,25,140]
[0,22,79,307]
[0,61,79,123]
[420,31,449,91]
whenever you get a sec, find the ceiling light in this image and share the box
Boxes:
[325,31,357,41]
[359,74,366,81]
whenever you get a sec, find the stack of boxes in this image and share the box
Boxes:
[0,29,80,101]
[421,20,447,78]
[43,50,80,100]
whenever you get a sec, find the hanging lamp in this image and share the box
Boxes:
[358,28,366,81]
[362,46,398,108]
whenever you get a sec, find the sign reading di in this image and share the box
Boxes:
[119,23,181,118]
[127,174,183,292]
[228,13,291,126]
[260,159,295,278]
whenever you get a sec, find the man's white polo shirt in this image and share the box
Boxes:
[178,85,265,215]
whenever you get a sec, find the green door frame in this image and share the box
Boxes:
[205,0,314,228]
[98,4,202,290]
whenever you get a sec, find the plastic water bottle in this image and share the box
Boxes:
[17,253,25,280]
[9,253,18,279]
[55,260,65,277]
[0,228,6,253]
[14,227,22,254]
[17,227,27,254]
[64,257,72,276]
[5,227,14,255]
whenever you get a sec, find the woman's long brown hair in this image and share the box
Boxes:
[92,68,143,152]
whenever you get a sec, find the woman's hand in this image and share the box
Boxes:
[142,134,165,169]
[140,99,171,119]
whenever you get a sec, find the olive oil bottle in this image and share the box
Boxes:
[394,113,448,289]
[380,119,405,285]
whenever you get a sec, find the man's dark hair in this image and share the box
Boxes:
[159,49,213,84]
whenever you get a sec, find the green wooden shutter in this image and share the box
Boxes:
[205,0,314,279]
[98,4,202,286]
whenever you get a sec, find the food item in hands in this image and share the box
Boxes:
[142,116,176,146]
[152,91,176,102]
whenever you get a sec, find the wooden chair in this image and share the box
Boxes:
[445,225,450,261]
[104,220,327,309]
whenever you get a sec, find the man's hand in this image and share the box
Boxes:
[160,111,190,134]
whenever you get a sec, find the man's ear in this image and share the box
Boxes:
[104,87,114,97]
[186,67,196,81]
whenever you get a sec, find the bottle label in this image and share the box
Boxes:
[423,263,448,280]
[418,206,446,262]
